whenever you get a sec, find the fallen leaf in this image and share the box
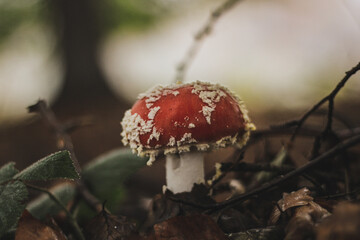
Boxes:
[84,209,135,240]
[144,184,214,230]
[317,202,360,240]
[217,208,257,233]
[227,226,284,240]
[284,201,330,240]
[268,188,330,240]
[127,232,156,240]
[283,201,329,240]
[15,210,67,240]
[153,214,227,240]
[283,214,314,240]
[143,193,180,231]
[269,187,314,224]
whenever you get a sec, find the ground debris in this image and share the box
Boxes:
[144,184,214,230]
[269,187,330,240]
[84,209,135,240]
[227,226,283,240]
[15,210,67,240]
[153,214,227,240]
[316,202,360,240]
[217,208,257,233]
[269,187,314,224]
[142,193,180,231]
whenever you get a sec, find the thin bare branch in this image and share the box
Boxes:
[25,183,85,240]
[220,162,295,173]
[28,100,81,173]
[174,0,243,83]
[272,62,360,143]
[168,133,360,210]
[28,100,102,212]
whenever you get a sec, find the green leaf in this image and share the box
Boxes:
[82,148,147,211]
[27,149,146,219]
[83,148,147,187]
[0,180,28,237]
[27,183,76,220]
[0,162,19,184]
[256,147,288,183]
[14,151,79,181]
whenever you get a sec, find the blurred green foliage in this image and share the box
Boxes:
[98,0,164,34]
[27,149,147,224]
[0,150,78,238]
[0,0,43,45]
[82,148,147,212]
[0,0,164,45]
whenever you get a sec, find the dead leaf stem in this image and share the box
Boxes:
[28,100,102,212]
[25,183,85,240]
[169,133,360,210]
[174,0,243,83]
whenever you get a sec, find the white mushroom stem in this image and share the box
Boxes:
[165,151,205,194]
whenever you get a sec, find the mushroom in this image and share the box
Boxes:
[121,81,255,193]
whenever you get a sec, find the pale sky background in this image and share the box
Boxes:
[0,0,360,124]
[101,0,360,109]
[0,23,62,124]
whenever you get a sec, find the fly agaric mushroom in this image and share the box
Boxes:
[121,81,255,193]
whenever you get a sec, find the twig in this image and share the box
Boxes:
[25,183,85,240]
[174,0,243,83]
[249,127,360,146]
[309,135,322,159]
[28,100,102,212]
[168,133,360,210]
[62,116,94,134]
[342,149,352,200]
[220,162,295,173]
[313,109,355,131]
[28,101,81,173]
[272,62,360,143]
[250,127,321,145]
[338,127,360,138]
[209,150,244,189]
[301,173,326,195]
[318,188,360,200]
[324,98,334,134]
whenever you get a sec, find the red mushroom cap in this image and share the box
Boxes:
[121,81,255,164]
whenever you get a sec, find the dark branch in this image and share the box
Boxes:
[169,133,360,210]
[28,100,81,173]
[25,182,85,240]
[174,0,243,83]
[271,62,360,143]
[209,150,244,189]
[220,162,295,173]
[28,100,102,212]
[324,98,334,134]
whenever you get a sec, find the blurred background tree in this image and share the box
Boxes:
[0,0,359,201]
[0,0,165,170]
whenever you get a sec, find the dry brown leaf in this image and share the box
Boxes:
[284,201,330,240]
[84,209,135,240]
[269,187,315,224]
[217,208,257,233]
[153,214,227,240]
[144,193,180,230]
[144,185,215,231]
[268,187,331,239]
[316,202,360,240]
[284,214,314,240]
[15,210,67,240]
